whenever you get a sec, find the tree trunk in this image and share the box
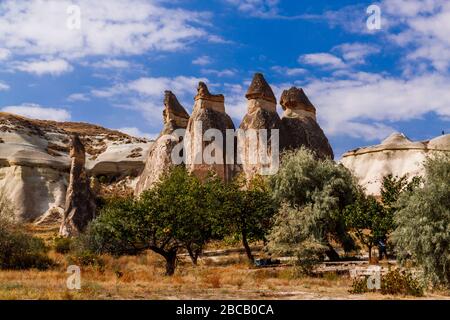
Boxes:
[187,245,199,266]
[368,245,372,262]
[164,251,177,276]
[242,232,254,263]
[325,245,340,261]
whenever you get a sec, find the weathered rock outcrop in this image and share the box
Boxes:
[239,73,282,180]
[341,133,450,195]
[280,87,334,159]
[0,112,151,222]
[135,91,190,195]
[59,134,97,237]
[185,82,235,181]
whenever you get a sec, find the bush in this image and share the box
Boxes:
[349,270,423,296]
[392,154,450,288]
[54,237,73,254]
[0,191,53,270]
[268,148,358,264]
[381,270,424,296]
[0,230,53,270]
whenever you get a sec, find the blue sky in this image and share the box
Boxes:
[0,0,449,158]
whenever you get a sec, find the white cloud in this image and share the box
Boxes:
[271,66,307,76]
[333,43,380,64]
[0,0,211,59]
[201,68,237,77]
[67,93,90,102]
[299,53,346,69]
[92,76,207,126]
[305,72,450,140]
[225,0,280,18]
[91,59,131,69]
[0,48,10,60]
[1,104,71,121]
[0,82,10,91]
[14,59,73,76]
[192,55,213,66]
[117,127,158,140]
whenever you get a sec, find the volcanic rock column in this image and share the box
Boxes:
[135,91,190,195]
[185,82,236,182]
[238,73,282,181]
[280,87,334,159]
[60,134,96,237]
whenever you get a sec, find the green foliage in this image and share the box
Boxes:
[0,190,53,270]
[381,270,424,296]
[344,192,391,258]
[392,154,450,288]
[53,237,73,254]
[0,230,53,270]
[81,167,221,275]
[217,175,277,262]
[268,148,358,264]
[350,270,423,297]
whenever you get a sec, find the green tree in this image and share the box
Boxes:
[218,176,277,262]
[268,148,358,261]
[81,167,218,275]
[344,192,390,260]
[392,154,450,288]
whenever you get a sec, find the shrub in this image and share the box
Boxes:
[54,237,73,254]
[268,148,358,264]
[0,191,53,270]
[0,230,53,270]
[349,270,423,296]
[392,154,450,288]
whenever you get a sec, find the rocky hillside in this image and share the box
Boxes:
[0,112,152,222]
[341,132,450,195]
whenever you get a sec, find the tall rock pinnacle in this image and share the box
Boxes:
[239,73,282,180]
[280,87,334,159]
[60,134,96,237]
[185,82,235,182]
[135,91,190,195]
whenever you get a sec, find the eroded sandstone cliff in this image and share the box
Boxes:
[341,132,450,195]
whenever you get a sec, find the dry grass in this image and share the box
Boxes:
[0,224,447,300]
[1,250,449,300]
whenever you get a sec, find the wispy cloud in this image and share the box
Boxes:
[299,53,346,69]
[13,59,73,76]
[1,104,71,121]
[192,55,213,66]
[0,82,10,91]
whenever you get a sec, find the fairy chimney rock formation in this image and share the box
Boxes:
[185,82,235,181]
[280,87,334,159]
[60,134,96,237]
[280,87,317,121]
[239,73,282,180]
[135,91,190,195]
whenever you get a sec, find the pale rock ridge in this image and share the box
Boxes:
[0,112,151,222]
[135,91,190,195]
[185,82,235,182]
[239,73,282,181]
[341,133,450,195]
[280,87,334,159]
[59,134,96,237]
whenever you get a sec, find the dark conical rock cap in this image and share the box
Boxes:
[195,82,225,103]
[280,87,316,113]
[164,91,189,119]
[246,73,277,104]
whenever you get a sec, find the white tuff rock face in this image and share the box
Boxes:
[0,112,152,222]
[341,132,450,195]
